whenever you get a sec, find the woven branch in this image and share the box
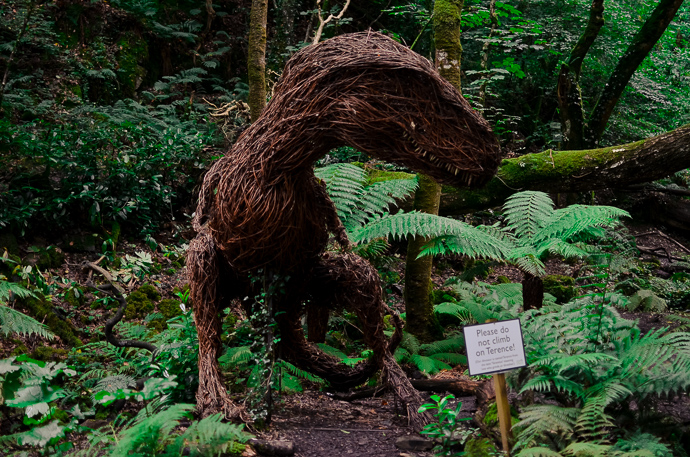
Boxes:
[188,31,500,427]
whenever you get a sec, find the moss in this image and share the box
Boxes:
[366,169,415,185]
[464,437,498,457]
[0,232,20,256]
[146,318,167,333]
[158,299,182,319]
[165,268,176,275]
[483,402,520,429]
[64,287,86,308]
[30,345,68,362]
[52,408,71,424]
[12,342,29,356]
[20,296,83,347]
[125,290,155,320]
[137,284,161,302]
[496,275,511,284]
[542,274,576,303]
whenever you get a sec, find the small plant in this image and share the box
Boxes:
[0,273,54,339]
[418,394,476,456]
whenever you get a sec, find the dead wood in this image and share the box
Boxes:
[81,261,158,354]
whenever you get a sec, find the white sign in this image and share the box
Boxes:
[463,319,527,376]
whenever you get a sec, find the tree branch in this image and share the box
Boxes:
[588,0,685,144]
[439,123,690,214]
[556,0,604,149]
[82,262,158,354]
[312,0,351,45]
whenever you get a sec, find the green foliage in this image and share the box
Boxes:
[394,332,467,376]
[418,394,476,456]
[422,191,628,277]
[511,298,690,454]
[0,274,54,339]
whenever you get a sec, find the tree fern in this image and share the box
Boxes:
[354,211,509,260]
[504,191,556,245]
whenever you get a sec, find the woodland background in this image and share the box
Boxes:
[1,0,690,456]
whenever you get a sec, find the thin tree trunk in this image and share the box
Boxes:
[404,0,464,342]
[522,272,544,311]
[587,0,686,146]
[404,175,443,342]
[248,0,268,121]
[556,0,604,150]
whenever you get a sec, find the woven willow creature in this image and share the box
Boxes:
[187,31,500,429]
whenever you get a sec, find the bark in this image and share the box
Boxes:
[588,0,686,145]
[404,0,463,342]
[404,174,444,342]
[438,123,690,215]
[248,0,269,122]
[556,0,604,150]
[522,272,544,311]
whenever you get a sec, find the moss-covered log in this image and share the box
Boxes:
[440,123,690,215]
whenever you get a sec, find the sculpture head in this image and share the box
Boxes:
[259,31,501,188]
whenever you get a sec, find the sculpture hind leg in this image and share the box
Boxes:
[187,230,246,420]
[280,252,429,429]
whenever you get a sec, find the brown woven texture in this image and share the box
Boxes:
[188,31,500,428]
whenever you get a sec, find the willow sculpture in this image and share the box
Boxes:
[187,31,500,429]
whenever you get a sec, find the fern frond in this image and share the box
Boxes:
[551,353,617,375]
[278,360,325,384]
[0,304,55,339]
[344,177,417,231]
[316,343,349,361]
[434,302,473,322]
[575,395,614,440]
[504,191,555,243]
[535,205,629,245]
[420,336,465,355]
[514,405,578,452]
[315,163,365,221]
[409,354,445,375]
[111,403,195,457]
[429,352,466,366]
[352,212,508,260]
[218,346,252,367]
[400,332,421,355]
[516,448,564,457]
[562,442,611,456]
[182,413,252,455]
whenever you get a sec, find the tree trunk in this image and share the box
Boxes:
[248,0,268,122]
[438,123,690,215]
[404,175,444,342]
[587,0,686,146]
[522,272,544,311]
[556,0,604,150]
[404,0,464,342]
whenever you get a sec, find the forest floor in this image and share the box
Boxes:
[3,221,690,455]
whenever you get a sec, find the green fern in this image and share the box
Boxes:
[394,332,467,376]
[315,162,418,234]
[0,277,54,339]
[354,211,509,260]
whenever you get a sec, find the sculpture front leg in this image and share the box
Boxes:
[187,231,246,420]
